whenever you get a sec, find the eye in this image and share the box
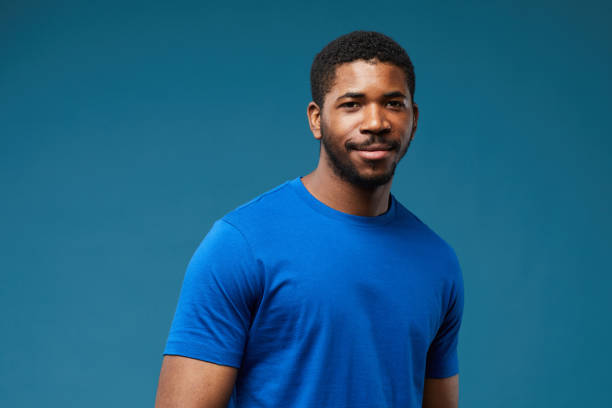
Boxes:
[340,101,360,109]
[386,100,406,109]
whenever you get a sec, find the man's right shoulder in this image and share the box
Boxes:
[216,178,298,237]
[188,179,297,269]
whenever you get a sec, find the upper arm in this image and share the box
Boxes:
[425,249,464,378]
[422,374,459,408]
[155,355,238,408]
[157,220,261,406]
[164,219,262,367]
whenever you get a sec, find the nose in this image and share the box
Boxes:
[359,103,391,135]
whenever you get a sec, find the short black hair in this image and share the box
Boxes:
[310,31,415,108]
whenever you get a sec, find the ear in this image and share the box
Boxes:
[307,102,322,140]
[410,102,419,139]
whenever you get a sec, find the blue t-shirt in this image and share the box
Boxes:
[164,177,464,407]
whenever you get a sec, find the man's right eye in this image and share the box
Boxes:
[340,102,360,108]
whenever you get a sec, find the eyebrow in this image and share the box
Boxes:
[336,92,365,101]
[336,91,407,101]
[383,91,407,99]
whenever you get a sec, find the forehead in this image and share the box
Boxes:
[328,59,408,97]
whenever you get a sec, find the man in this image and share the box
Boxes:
[156,31,464,408]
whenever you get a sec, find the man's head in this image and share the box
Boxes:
[307,31,418,190]
[310,31,415,109]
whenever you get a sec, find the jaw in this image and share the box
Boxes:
[324,150,398,189]
[318,127,407,189]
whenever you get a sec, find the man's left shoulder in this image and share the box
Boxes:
[394,200,462,274]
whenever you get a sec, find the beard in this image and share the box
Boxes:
[320,123,409,190]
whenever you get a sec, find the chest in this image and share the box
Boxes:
[248,233,448,349]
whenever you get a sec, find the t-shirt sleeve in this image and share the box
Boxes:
[163,219,262,368]
[425,250,465,378]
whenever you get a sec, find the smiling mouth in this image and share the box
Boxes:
[353,143,395,152]
[354,149,393,160]
[351,143,396,160]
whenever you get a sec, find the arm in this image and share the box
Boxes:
[422,374,459,408]
[424,249,464,407]
[158,220,261,406]
[155,355,238,408]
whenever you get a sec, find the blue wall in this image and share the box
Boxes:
[1,1,610,406]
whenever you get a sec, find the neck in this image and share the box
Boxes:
[301,166,392,217]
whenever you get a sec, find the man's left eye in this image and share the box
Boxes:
[387,101,405,108]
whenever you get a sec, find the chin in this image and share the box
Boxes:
[347,170,395,189]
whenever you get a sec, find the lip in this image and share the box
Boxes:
[356,144,394,151]
[354,149,392,160]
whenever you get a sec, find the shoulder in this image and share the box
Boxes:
[198,178,301,251]
[394,199,462,279]
[223,179,293,221]
[190,181,295,261]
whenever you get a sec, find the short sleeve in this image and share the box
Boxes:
[163,219,262,368]
[425,252,465,378]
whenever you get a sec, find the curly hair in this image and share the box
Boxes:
[310,31,415,108]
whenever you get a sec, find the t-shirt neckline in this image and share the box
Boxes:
[288,176,397,227]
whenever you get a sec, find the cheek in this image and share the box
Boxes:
[325,114,360,137]
[392,118,413,137]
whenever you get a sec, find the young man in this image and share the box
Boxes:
[156,31,464,408]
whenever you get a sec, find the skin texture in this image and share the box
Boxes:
[422,375,459,408]
[155,355,237,408]
[302,59,419,216]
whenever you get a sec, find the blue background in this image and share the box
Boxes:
[1,1,611,406]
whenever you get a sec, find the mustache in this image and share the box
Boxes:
[346,138,399,151]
